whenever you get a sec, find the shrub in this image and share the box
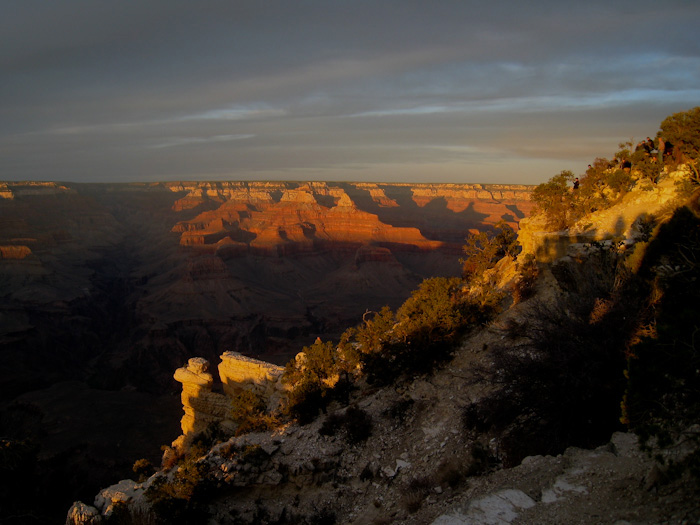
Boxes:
[402,475,433,513]
[531,170,575,229]
[461,221,519,282]
[395,277,469,341]
[436,460,467,489]
[352,306,396,354]
[319,406,373,444]
[466,441,497,476]
[658,106,700,180]
[513,254,540,303]
[283,339,352,424]
[133,458,155,482]
[229,389,279,436]
[285,379,326,425]
[144,446,211,524]
[383,397,414,423]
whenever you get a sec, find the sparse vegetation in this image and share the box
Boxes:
[531,107,699,231]
[283,273,501,415]
[658,106,700,180]
[402,475,433,513]
[513,253,540,303]
[144,441,214,524]
[133,458,155,483]
[464,243,637,466]
[230,389,279,436]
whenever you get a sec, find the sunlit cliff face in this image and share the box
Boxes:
[167,181,533,252]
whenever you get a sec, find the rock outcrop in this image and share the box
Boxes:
[172,354,285,450]
[173,358,226,444]
[218,351,286,410]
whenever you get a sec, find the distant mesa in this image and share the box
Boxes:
[167,181,533,255]
[0,245,32,259]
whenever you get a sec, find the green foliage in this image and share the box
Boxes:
[531,170,575,229]
[230,389,279,436]
[133,458,155,483]
[144,443,212,524]
[461,221,520,281]
[658,106,700,179]
[358,277,498,385]
[396,277,468,340]
[630,148,661,184]
[534,162,637,231]
[352,306,396,354]
[283,338,359,424]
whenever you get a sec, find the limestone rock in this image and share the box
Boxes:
[93,479,144,516]
[219,351,285,400]
[173,358,228,439]
[168,181,533,253]
[65,501,102,525]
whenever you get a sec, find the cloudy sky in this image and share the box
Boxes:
[1,1,699,185]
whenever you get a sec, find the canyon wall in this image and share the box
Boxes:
[0,179,532,523]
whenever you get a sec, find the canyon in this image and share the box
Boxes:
[0,179,532,523]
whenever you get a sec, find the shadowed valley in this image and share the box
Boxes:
[0,180,532,520]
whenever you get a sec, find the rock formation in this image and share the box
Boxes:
[173,358,224,443]
[65,167,700,525]
[172,353,286,450]
[167,181,533,255]
[218,351,286,411]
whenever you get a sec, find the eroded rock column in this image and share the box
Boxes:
[173,357,230,448]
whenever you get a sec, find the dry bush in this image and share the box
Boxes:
[401,475,434,514]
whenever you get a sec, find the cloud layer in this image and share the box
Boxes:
[1,0,699,184]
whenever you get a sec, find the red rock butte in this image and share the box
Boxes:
[165,181,533,256]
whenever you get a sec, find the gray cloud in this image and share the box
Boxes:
[1,0,699,183]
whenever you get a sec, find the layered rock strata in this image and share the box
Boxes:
[167,181,533,255]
